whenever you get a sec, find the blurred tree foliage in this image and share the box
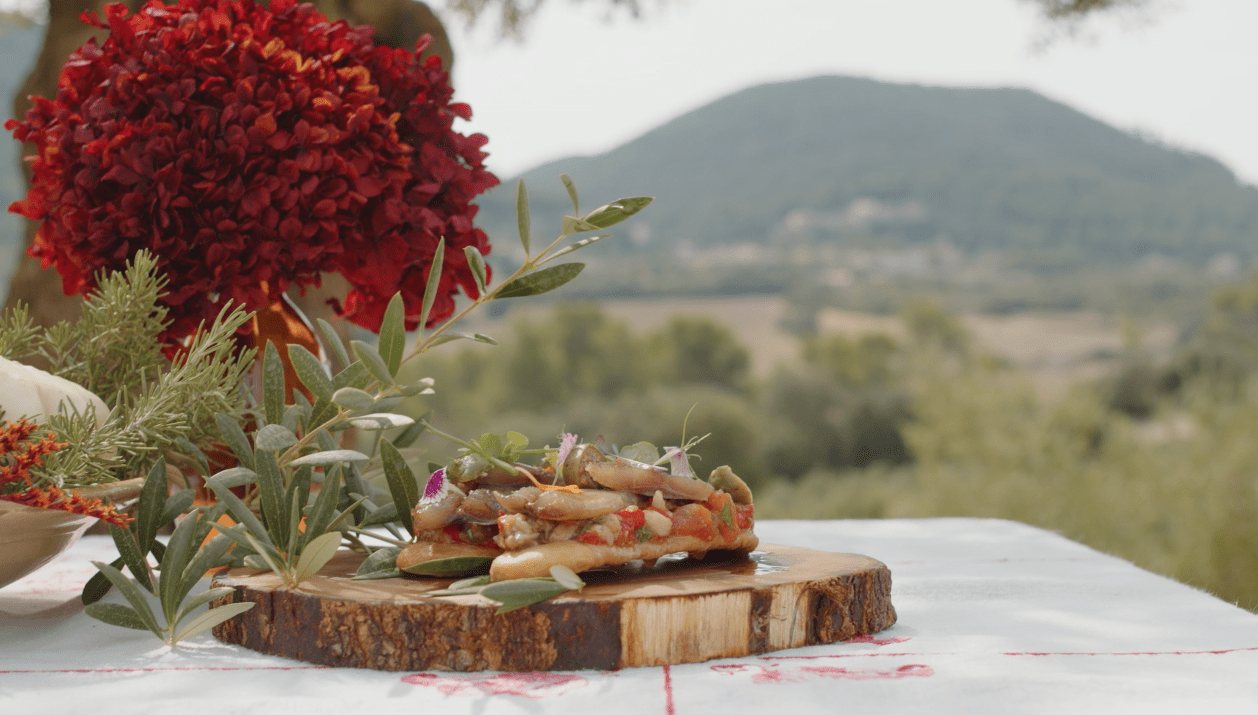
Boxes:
[396,269,1258,610]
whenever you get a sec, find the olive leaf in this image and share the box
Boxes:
[254,423,298,451]
[215,413,255,471]
[331,386,375,410]
[330,360,373,392]
[351,340,395,386]
[206,466,257,489]
[391,415,430,449]
[378,292,407,377]
[559,173,579,214]
[353,546,403,580]
[401,555,494,577]
[316,317,352,371]
[288,344,332,401]
[581,196,653,229]
[262,340,285,425]
[379,440,418,535]
[465,245,488,296]
[83,602,152,631]
[293,531,342,584]
[516,179,531,255]
[539,234,611,266]
[480,578,573,614]
[427,332,500,348]
[418,237,445,333]
[493,263,585,300]
[171,601,255,644]
[288,449,370,467]
[561,215,601,235]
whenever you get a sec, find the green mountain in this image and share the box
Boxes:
[475,75,1258,270]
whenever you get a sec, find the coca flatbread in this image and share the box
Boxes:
[396,445,757,581]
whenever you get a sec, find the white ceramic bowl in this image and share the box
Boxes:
[0,478,143,589]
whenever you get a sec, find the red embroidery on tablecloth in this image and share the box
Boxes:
[400,672,587,698]
[663,664,676,715]
[712,663,933,684]
[843,635,911,646]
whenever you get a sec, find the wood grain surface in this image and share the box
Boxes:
[210,544,897,671]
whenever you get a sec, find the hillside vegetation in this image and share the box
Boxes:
[397,271,1258,611]
[476,75,1258,271]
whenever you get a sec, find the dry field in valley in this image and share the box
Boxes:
[462,295,1179,394]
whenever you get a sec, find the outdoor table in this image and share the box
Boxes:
[3,518,1258,713]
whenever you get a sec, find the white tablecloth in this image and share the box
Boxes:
[3,518,1257,714]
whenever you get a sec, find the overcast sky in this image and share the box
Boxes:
[443,0,1258,185]
[4,0,1256,185]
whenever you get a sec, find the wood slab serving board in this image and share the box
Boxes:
[210,544,896,671]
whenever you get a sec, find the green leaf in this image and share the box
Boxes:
[177,534,234,608]
[400,555,494,577]
[479,578,572,613]
[418,238,445,333]
[206,477,269,542]
[581,196,653,229]
[540,234,612,265]
[215,413,255,472]
[110,524,153,593]
[307,398,339,431]
[294,531,342,584]
[80,557,124,605]
[559,173,579,214]
[255,423,299,451]
[262,340,285,426]
[477,432,503,457]
[379,440,417,535]
[316,318,352,371]
[160,489,196,526]
[89,561,163,636]
[207,466,257,489]
[284,479,305,558]
[174,437,211,479]
[288,344,332,401]
[427,332,500,348]
[379,292,406,377]
[84,603,153,632]
[505,431,529,451]
[332,386,374,411]
[330,360,373,393]
[135,457,170,553]
[424,573,493,596]
[515,179,531,255]
[244,532,285,576]
[173,586,236,626]
[353,546,403,580]
[350,414,415,430]
[391,416,430,449]
[253,450,287,546]
[159,507,201,622]
[302,466,341,548]
[355,502,400,528]
[561,215,601,235]
[288,449,370,467]
[351,340,395,386]
[172,602,255,645]
[281,403,305,434]
[464,246,488,296]
[493,263,585,300]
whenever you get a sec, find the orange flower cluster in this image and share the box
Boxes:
[0,419,132,527]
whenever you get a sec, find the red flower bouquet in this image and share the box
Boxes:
[7,0,498,344]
